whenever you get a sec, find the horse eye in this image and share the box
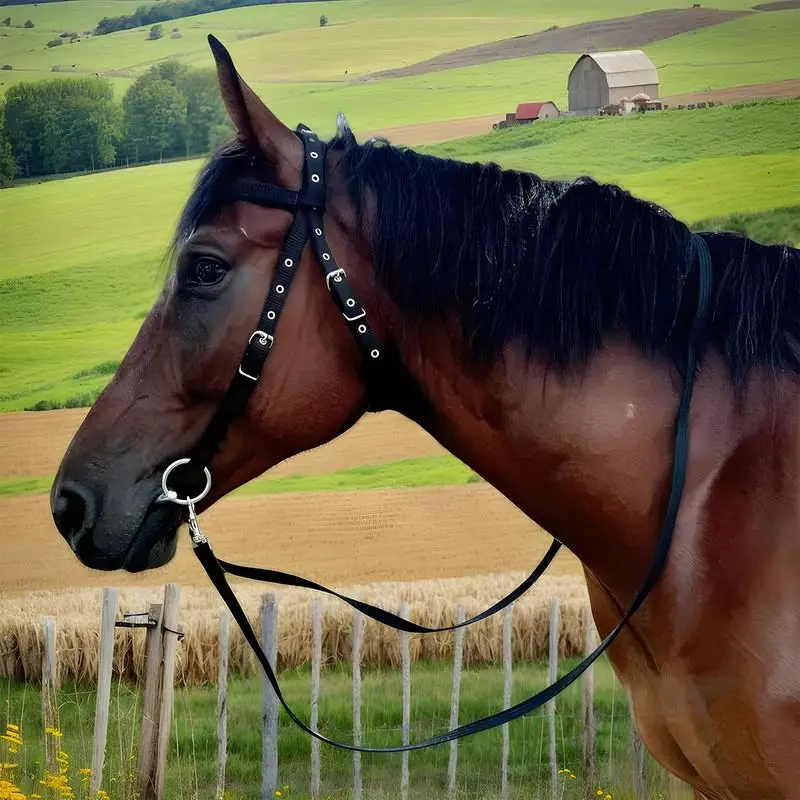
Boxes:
[187,256,227,287]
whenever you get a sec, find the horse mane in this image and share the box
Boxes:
[177,127,800,386]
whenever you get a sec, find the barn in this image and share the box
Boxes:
[493,100,560,129]
[567,50,659,116]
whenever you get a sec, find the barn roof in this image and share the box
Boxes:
[576,49,658,88]
[515,102,544,120]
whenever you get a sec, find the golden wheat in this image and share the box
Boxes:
[0,573,592,685]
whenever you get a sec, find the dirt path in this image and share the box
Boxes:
[752,1,800,10]
[663,77,800,105]
[366,8,752,80]
[363,113,504,146]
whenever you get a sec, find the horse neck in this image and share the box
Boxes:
[389,319,749,599]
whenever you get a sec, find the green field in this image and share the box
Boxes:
[1,0,799,134]
[0,455,481,498]
[1,98,798,413]
[0,659,679,799]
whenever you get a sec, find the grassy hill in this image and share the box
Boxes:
[1,97,797,412]
[1,0,798,132]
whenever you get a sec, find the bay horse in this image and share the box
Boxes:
[51,36,800,798]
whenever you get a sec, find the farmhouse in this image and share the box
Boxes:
[493,101,560,129]
[567,49,659,116]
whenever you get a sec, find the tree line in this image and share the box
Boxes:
[0,60,233,184]
[95,0,323,35]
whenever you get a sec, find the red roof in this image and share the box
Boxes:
[515,102,545,120]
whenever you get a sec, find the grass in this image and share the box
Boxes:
[1,0,798,125]
[691,204,800,247]
[1,98,797,412]
[0,659,681,799]
[0,455,480,497]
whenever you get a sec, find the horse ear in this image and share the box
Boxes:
[207,34,303,185]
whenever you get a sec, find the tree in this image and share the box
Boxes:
[180,68,231,154]
[148,23,163,40]
[24,19,33,28]
[0,110,15,187]
[122,71,186,162]
[121,61,230,159]
[2,17,10,27]
[3,77,121,177]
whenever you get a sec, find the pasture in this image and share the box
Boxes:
[1,0,799,796]
[1,99,798,414]
[2,659,663,800]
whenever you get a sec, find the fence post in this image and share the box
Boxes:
[42,616,58,773]
[629,694,647,800]
[261,593,279,800]
[500,604,513,800]
[90,587,119,796]
[352,609,363,800]
[581,617,597,785]
[217,610,230,800]
[400,602,410,800]
[135,602,164,799]
[447,604,465,799]
[310,598,322,800]
[155,583,181,800]
[548,599,560,799]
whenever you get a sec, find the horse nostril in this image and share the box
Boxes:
[52,481,97,548]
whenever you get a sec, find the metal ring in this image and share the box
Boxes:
[160,458,212,506]
[311,174,320,183]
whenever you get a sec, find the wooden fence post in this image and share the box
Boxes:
[581,617,597,785]
[548,599,560,799]
[217,610,230,800]
[447,604,465,799]
[135,602,164,799]
[42,616,58,773]
[310,599,322,800]
[400,602,410,800]
[352,610,363,800]
[154,583,181,800]
[261,593,279,800]
[629,694,647,800]
[500,605,513,800]
[90,587,119,796]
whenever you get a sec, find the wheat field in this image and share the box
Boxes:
[0,572,592,685]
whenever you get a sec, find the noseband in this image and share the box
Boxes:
[159,123,713,752]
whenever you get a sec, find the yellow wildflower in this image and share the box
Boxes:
[275,793,282,798]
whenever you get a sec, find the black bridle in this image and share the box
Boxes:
[159,123,713,753]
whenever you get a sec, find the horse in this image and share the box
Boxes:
[50,36,800,798]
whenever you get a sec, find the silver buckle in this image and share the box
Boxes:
[343,308,366,322]
[155,457,212,506]
[238,330,274,381]
[325,268,345,291]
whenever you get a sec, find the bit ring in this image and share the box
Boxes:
[157,458,212,506]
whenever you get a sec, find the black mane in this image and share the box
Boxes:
[178,130,800,385]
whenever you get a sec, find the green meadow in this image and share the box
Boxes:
[0,455,481,498]
[1,659,677,799]
[1,97,798,412]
